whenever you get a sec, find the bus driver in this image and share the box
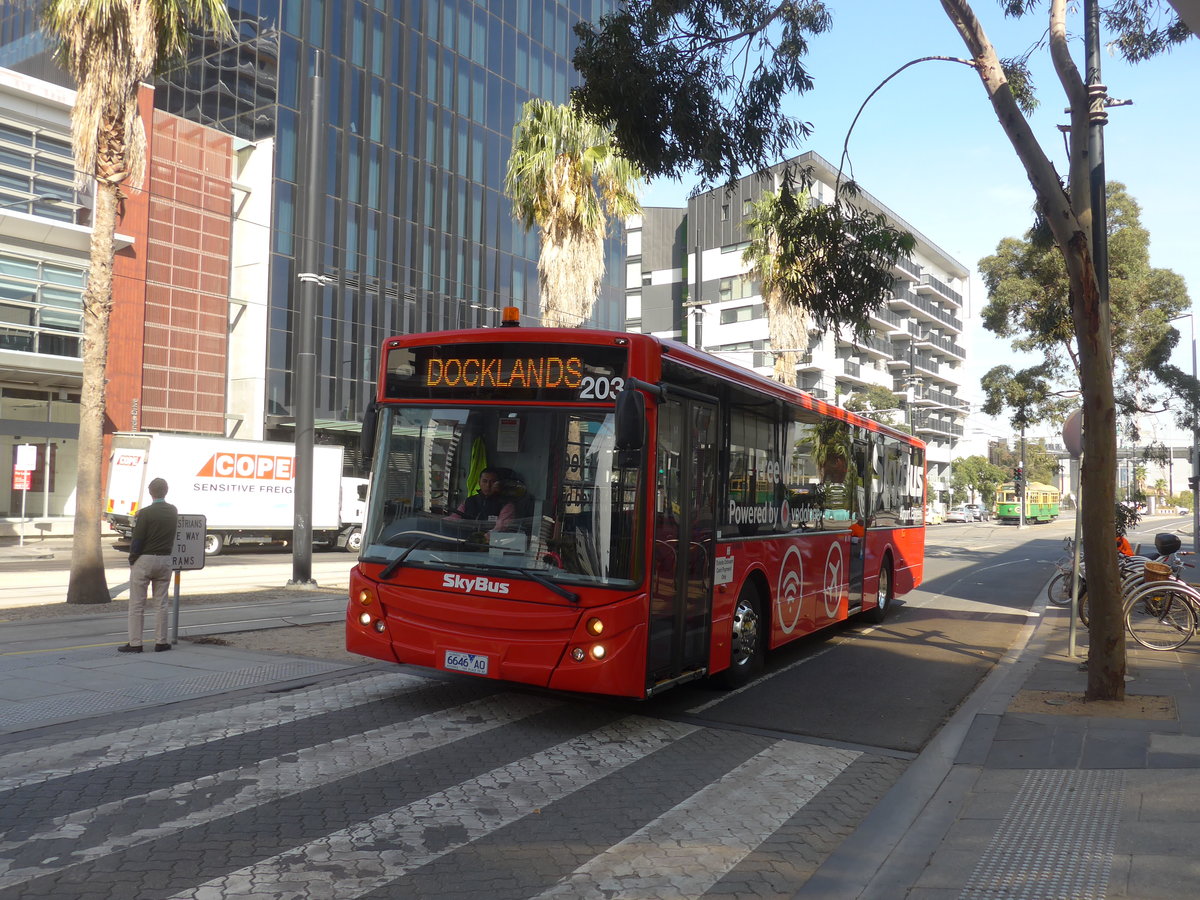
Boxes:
[447,467,515,537]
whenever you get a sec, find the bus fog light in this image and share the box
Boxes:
[358,612,372,626]
[373,620,386,633]
[590,644,606,660]
[571,647,586,662]
[585,617,604,636]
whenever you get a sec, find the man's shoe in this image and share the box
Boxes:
[154,643,172,652]
[117,644,143,653]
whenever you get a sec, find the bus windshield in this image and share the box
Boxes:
[361,405,644,588]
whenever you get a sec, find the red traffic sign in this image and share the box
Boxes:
[12,469,31,491]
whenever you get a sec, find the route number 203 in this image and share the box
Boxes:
[578,375,625,400]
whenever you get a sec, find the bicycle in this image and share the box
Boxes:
[1046,537,1079,607]
[1123,573,1200,651]
[1074,532,1190,628]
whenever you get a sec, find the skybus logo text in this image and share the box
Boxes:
[196,453,295,480]
[442,573,511,595]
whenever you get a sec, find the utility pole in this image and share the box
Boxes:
[291,50,325,586]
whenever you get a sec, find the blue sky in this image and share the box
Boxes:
[636,2,1199,442]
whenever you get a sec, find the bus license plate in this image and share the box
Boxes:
[444,650,489,676]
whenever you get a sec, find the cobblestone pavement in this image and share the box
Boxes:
[0,664,905,899]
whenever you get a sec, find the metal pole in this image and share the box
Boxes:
[1019,425,1027,529]
[1192,324,1198,554]
[1085,0,1108,307]
[1068,472,1083,658]
[171,570,181,643]
[291,50,325,586]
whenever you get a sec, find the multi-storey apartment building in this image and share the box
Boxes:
[626,152,970,504]
[0,2,621,529]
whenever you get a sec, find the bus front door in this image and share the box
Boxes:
[647,398,717,690]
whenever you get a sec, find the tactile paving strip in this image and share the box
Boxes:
[0,659,350,730]
[959,769,1125,900]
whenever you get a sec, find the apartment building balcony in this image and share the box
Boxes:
[910,413,965,438]
[844,332,894,360]
[835,357,874,387]
[869,304,907,335]
[910,386,970,412]
[889,286,963,332]
[892,255,922,281]
[905,323,966,360]
[916,273,963,307]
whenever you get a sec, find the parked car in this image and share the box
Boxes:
[965,503,989,522]
[945,505,974,523]
[926,506,944,525]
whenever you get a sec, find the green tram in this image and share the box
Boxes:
[994,481,1061,524]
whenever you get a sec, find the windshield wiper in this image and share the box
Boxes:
[379,534,488,580]
[450,561,580,603]
[379,539,425,580]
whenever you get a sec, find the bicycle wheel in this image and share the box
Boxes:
[1046,571,1073,606]
[1078,586,1089,626]
[1125,585,1197,651]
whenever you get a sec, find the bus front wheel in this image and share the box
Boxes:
[715,586,764,689]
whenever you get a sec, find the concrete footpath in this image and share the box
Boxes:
[799,597,1200,899]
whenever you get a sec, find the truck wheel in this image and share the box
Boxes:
[345,529,363,553]
[203,533,225,557]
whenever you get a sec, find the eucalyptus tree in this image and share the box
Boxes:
[980,182,1192,441]
[504,99,643,328]
[42,0,234,604]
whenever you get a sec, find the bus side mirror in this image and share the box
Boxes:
[615,389,644,451]
[615,389,645,468]
[359,399,377,468]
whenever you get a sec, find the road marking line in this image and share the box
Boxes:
[534,740,859,899]
[0,672,425,790]
[165,716,699,900]
[0,691,562,889]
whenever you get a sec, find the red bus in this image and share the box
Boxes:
[347,315,926,698]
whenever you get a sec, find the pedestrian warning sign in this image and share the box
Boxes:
[173,514,207,571]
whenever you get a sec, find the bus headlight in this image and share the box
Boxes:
[571,648,586,662]
[358,612,372,626]
[590,644,606,660]
[585,617,604,636]
[373,620,386,633]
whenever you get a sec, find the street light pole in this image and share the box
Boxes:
[1169,312,1198,553]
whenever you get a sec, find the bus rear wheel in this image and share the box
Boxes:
[861,563,892,624]
[715,586,764,689]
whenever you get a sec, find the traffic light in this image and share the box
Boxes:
[1190,475,1199,492]
[1014,465,1024,484]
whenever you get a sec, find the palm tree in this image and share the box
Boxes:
[743,188,813,387]
[42,0,233,604]
[504,100,642,328]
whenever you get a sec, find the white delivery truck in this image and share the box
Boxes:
[104,433,368,556]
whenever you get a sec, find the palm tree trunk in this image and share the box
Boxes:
[66,182,118,605]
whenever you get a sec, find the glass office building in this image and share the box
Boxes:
[1,0,622,444]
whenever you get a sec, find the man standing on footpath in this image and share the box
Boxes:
[119,477,178,653]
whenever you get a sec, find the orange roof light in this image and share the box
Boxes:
[501,306,521,327]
